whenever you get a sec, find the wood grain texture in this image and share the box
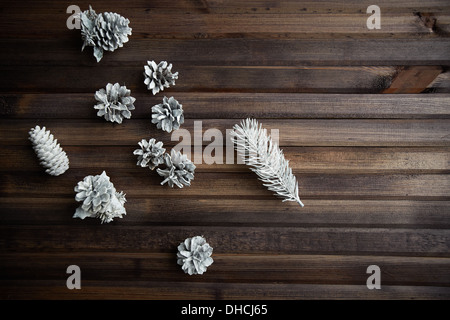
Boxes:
[384,66,443,93]
[3,93,450,119]
[2,119,450,147]
[0,0,449,301]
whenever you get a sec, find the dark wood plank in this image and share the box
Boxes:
[0,65,397,93]
[2,39,450,67]
[205,0,450,14]
[2,146,449,174]
[1,280,449,299]
[1,171,449,200]
[2,93,450,119]
[1,253,449,287]
[0,225,449,256]
[1,198,449,229]
[4,0,450,14]
[3,12,448,40]
[2,119,449,147]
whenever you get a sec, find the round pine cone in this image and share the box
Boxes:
[151,96,184,133]
[177,236,214,275]
[144,60,178,95]
[94,83,136,124]
[157,149,196,188]
[133,138,166,170]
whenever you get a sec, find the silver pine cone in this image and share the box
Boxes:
[177,236,214,275]
[80,6,132,62]
[157,149,195,188]
[144,60,178,95]
[133,138,166,170]
[94,83,136,124]
[28,125,69,176]
[151,96,184,133]
[73,171,126,224]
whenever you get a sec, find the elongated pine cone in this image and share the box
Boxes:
[151,96,184,133]
[73,171,126,224]
[80,6,132,62]
[133,138,166,170]
[144,60,178,95]
[177,236,214,275]
[29,125,69,176]
[157,149,196,188]
[94,83,136,124]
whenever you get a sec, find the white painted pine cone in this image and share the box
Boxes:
[157,149,195,188]
[80,6,132,62]
[28,125,69,176]
[144,60,178,95]
[177,236,214,275]
[133,138,166,170]
[94,83,136,124]
[151,96,184,133]
[73,171,126,224]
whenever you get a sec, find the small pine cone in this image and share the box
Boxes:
[94,83,136,124]
[177,236,214,275]
[73,171,126,224]
[80,6,132,62]
[28,125,69,176]
[133,138,166,170]
[151,96,184,133]
[144,60,178,95]
[157,149,195,188]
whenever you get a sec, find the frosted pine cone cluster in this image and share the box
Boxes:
[152,96,184,133]
[177,236,214,275]
[28,126,69,176]
[144,60,178,95]
[80,6,132,62]
[157,149,196,188]
[94,83,136,124]
[73,171,126,224]
[133,138,166,170]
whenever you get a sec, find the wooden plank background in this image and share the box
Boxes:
[0,0,449,300]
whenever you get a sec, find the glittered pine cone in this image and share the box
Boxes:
[28,125,69,176]
[157,149,195,188]
[177,236,214,275]
[144,60,178,95]
[73,171,126,224]
[133,138,166,170]
[151,96,184,133]
[94,83,136,124]
[80,6,132,62]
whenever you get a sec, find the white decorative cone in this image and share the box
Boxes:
[94,83,136,124]
[177,236,213,275]
[80,6,132,62]
[73,171,126,224]
[144,60,178,95]
[157,149,195,188]
[28,125,69,176]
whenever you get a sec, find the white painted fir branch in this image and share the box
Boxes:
[231,118,304,207]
